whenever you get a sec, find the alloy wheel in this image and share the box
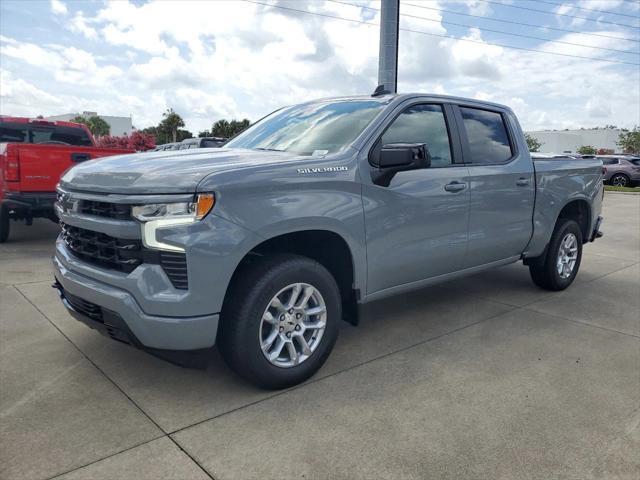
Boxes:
[611,175,628,187]
[259,283,327,368]
[556,233,578,279]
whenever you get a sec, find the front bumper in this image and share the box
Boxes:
[53,254,219,358]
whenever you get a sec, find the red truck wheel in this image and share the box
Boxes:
[0,207,9,243]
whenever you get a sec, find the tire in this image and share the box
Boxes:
[219,253,341,389]
[610,173,630,187]
[529,219,583,291]
[0,206,9,243]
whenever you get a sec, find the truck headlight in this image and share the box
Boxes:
[132,194,214,252]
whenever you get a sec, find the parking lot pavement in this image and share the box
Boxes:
[1,193,638,480]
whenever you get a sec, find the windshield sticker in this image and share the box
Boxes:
[312,150,329,157]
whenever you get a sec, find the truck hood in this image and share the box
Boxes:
[59,148,299,194]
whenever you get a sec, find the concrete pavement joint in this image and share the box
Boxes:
[13,286,217,480]
[46,436,166,480]
[168,305,519,437]
[170,285,638,438]
[9,243,637,477]
[520,260,640,311]
[7,278,61,287]
[521,306,640,339]
[455,259,640,311]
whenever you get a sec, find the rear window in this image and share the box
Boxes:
[0,122,92,146]
[0,124,28,143]
[202,139,225,148]
[460,107,513,164]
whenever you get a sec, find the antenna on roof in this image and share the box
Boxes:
[372,84,391,97]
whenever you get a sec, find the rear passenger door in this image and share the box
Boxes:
[454,105,535,267]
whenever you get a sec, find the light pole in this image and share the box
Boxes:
[378,0,400,93]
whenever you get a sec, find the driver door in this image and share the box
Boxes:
[362,103,471,295]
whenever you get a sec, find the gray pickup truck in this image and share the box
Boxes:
[53,92,604,389]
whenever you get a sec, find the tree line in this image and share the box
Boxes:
[199,119,251,139]
[140,109,251,145]
[74,108,252,151]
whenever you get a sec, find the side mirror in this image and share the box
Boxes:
[371,143,431,187]
[379,143,430,168]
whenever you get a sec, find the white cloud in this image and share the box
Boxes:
[1,0,638,134]
[586,99,612,118]
[68,12,98,39]
[50,0,67,16]
[0,37,122,88]
[462,0,493,16]
[0,69,64,115]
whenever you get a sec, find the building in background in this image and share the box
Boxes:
[46,111,133,136]
[525,128,622,154]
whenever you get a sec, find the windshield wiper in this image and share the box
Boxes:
[254,147,285,152]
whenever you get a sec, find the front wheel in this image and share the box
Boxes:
[219,254,341,389]
[529,219,583,291]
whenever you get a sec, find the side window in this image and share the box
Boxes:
[380,104,452,167]
[0,124,28,142]
[460,107,513,164]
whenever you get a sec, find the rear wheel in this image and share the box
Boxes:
[610,173,630,187]
[529,219,583,291]
[0,206,9,243]
[219,254,341,389]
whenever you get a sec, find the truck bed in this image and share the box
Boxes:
[0,143,133,192]
[526,157,604,258]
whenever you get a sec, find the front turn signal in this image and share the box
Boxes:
[195,193,215,220]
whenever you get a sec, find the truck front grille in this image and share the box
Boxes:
[60,222,189,290]
[79,200,131,220]
[60,222,143,273]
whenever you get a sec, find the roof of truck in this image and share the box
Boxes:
[298,93,514,113]
[0,115,91,130]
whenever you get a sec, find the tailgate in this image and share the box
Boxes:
[16,144,132,192]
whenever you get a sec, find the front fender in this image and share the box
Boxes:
[198,153,367,296]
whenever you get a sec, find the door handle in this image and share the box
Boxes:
[516,178,530,186]
[444,181,467,193]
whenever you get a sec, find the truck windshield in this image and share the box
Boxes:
[0,122,93,146]
[225,100,387,155]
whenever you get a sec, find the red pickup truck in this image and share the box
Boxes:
[0,116,134,242]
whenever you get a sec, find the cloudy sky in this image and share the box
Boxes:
[1,0,638,134]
